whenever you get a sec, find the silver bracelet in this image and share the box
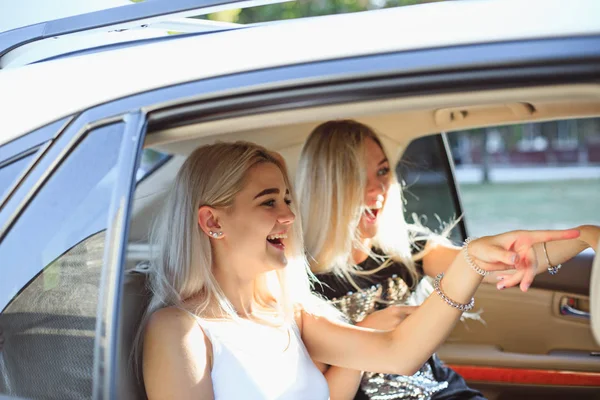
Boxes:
[433,273,475,312]
[462,237,489,277]
[542,242,562,275]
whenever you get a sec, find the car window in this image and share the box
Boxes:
[446,117,600,237]
[0,123,125,399]
[136,148,171,183]
[0,118,72,205]
[397,133,464,243]
[0,152,37,201]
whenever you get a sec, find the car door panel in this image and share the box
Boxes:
[400,132,600,396]
[532,252,594,296]
[441,284,600,370]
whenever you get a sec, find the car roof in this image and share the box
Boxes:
[1,0,132,33]
[0,0,268,68]
[1,0,599,147]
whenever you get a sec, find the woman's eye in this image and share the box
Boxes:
[262,199,276,207]
[377,167,390,176]
[261,198,292,207]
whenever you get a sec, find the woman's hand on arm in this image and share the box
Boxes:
[495,225,598,291]
[301,228,579,376]
[143,308,214,400]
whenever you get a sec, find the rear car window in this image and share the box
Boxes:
[0,151,37,201]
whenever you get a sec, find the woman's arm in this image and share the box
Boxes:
[421,241,460,278]
[496,225,599,291]
[143,308,214,400]
[301,229,579,376]
[319,306,418,400]
[321,364,363,400]
[422,224,598,286]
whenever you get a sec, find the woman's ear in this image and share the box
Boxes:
[198,206,224,239]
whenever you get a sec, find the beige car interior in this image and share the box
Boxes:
[120,83,600,398]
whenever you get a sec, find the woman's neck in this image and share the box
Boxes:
[212,265,255,318]
[352,237,372,265]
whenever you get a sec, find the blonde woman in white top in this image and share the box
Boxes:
[137,141,581,400]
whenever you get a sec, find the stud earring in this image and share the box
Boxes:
[209,231,223,238]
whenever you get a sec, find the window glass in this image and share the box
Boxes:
[397,133,463,243]
[0,152,36,200]
[446,117,600,237]
[0,123,124,399]
[136,148,170,182]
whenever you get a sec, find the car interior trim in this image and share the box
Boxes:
[447,364,600,386]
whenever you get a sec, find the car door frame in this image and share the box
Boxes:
[0,107,148,399]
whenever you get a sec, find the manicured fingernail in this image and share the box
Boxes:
[523,284,530,292]
[512,254,520,264]
[497,284,505,290]
[497,276,505,281]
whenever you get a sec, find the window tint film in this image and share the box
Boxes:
[0,123,124,399]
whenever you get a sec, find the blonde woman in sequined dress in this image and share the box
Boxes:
[296,120,599,400]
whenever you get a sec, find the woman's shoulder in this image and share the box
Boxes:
[143,307,214,397]
[145,306,209,348]
[144,307,212,372]
[148,305,199,325]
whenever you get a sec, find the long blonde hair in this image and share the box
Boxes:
[296,120,431,286]
[133,141,321,374]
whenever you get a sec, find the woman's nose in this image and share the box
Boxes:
[366,177,385,196]
[278,208,296,225]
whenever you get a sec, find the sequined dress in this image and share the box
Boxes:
[315,249,485,400]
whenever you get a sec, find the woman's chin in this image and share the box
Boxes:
[359,222,379,239]
[265,250,289,269]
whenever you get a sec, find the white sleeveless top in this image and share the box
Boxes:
[185,311,330,400]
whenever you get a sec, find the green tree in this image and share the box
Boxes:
[205,0,446,24]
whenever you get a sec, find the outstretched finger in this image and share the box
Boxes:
[496,270,525,290]
[518,263,537,292]
[517,248,539,292]
[521,229,580,245]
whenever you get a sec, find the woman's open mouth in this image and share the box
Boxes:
[267,233,287,250]
[364,208,380,224]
